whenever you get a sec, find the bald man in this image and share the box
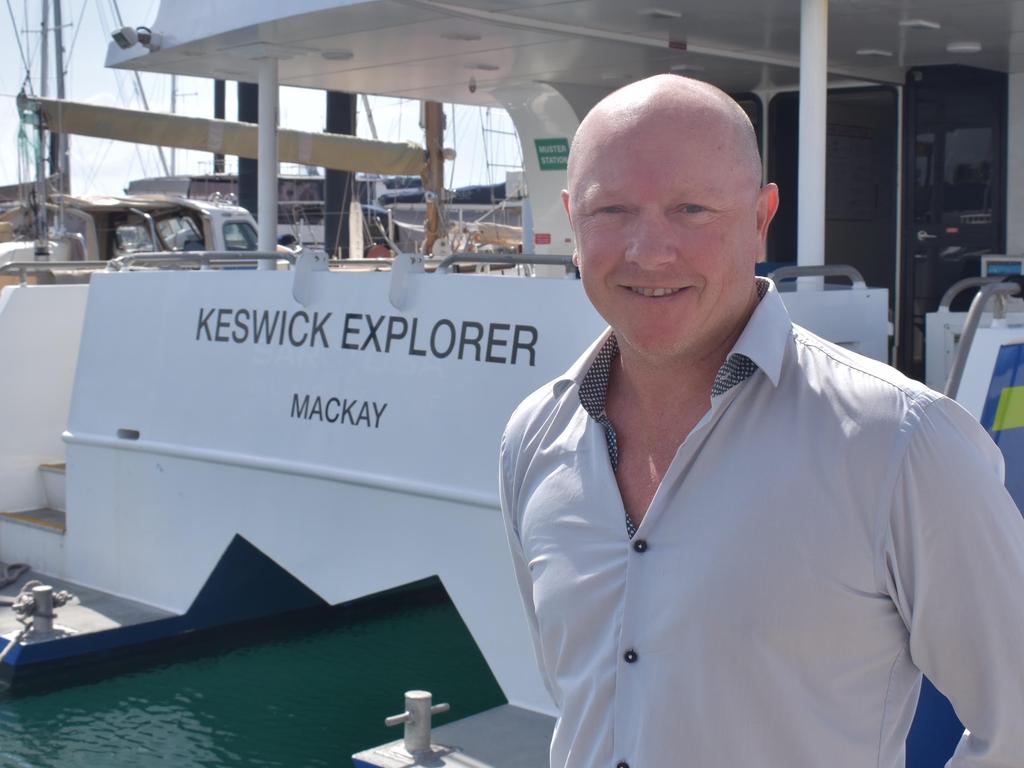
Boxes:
[499,75,1024,768]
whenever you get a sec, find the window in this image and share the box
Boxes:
[114,223,155,253]
[156,214,205,251]
[223,220,258,251]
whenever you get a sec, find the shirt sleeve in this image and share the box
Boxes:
[882,396,1024,765]
[498,428,560,709]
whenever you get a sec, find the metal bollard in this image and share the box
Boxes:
[383,690,450,753]
[32,585,54,634]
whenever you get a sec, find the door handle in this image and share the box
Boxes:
[917,230,938,242]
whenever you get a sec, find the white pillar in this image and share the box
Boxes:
[257,58,279,267]
[797,0,827,271]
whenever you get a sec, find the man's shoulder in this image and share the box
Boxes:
[502,375,576,452]
[788,323,940,414]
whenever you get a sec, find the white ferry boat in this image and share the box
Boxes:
[3,2,1024,767]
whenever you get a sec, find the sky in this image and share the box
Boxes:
[0,0,523,198]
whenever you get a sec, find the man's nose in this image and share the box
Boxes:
[624,212,679,268]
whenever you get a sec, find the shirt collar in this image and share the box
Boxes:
[729,277,789,388]
[554,276,792,401]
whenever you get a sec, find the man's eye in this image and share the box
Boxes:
[597,206,627,214]
[676,204,707,214]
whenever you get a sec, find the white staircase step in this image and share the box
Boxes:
[0,507,66,534]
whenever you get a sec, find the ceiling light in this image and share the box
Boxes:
[466,63,500,71]
[670,63,705,72]
[856,48,894,57]
[946,41,982,53]
[442,31,482,41]
[898,19,941,30]
[638,8,683,20]
[321,49,354,61]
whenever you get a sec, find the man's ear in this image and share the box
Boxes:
[562,189,580,268]
[756,183,780,242]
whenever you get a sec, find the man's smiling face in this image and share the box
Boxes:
[563,78,778,369]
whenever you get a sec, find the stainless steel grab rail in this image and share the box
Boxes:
[109,250,294,270]
[766,264,867,289]
[944,281,1022,398]
[938,276,1004,311]
[128,207,160,251]
[436,253,575,274]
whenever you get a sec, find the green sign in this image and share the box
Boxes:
[534,138,570,171]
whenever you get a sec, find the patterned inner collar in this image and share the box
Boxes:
[577,280,768,538]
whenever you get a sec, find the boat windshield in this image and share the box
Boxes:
[156,214,205,251]
[223,220,258,251]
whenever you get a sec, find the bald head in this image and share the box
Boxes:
[566,74,762,200]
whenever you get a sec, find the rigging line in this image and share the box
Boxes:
[446,104,456,190]
[108,0,170,176]
[5,0,32,84]
[64,0,90,73]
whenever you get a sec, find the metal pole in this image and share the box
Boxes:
[797,0,827,279]
[51,0,68,193]
[35,0,51,259]
[257,58,279,266]
[213,79,225,173]
[170,75,177,175]
[423,101,445,256]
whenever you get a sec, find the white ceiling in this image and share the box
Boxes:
[107,0,1024,105]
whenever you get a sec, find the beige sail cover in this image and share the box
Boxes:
[32,98,425,176]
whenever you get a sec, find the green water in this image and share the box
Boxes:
[0,581,506,767]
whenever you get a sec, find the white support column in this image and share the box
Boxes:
[257,58,279,268]
[797,0,828,273]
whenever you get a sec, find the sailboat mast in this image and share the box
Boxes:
[423,101,444,256]
[51,0,68,193]
[34,0,51,259]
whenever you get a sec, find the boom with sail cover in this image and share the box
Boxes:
[25,97,426,176]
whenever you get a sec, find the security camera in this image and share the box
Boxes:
[468,76,477,94]
[136,26,162,51]
[111,25,138,49]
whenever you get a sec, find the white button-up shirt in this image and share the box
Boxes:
[499,280,1024,768]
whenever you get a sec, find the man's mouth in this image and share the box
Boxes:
[628,286,685,298]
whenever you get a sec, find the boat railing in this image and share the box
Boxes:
[436,253,575,274]
[766,264,867,289]
[109,250,294,270]
[938,276,1005,311]
[944,279,1022,398]
[0,260,110,286]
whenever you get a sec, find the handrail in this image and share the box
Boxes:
[766,264,866,289]
[0,260,110,285]
[436,253,575,274]
[128,207,160,251]
[944,281,1021,398]
[109,250,294,270]
[329,258,397,267]
[938,276,1004,311]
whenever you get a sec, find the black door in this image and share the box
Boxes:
[899,65,1006,378]
[767,88,899,298]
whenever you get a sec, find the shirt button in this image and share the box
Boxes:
[632,539,648,553]
[623,648,638,663]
